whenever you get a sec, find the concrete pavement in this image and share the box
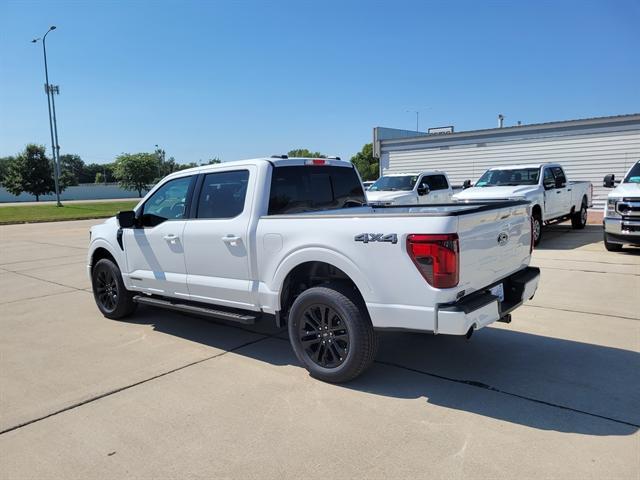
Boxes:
[0,219,638,479]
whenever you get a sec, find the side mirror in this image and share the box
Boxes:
[417,185,430,196]
[555,177,565,188]
[463,180,471,189]
[117,210,136,228]
[603,174,615,188]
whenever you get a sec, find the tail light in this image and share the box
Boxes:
[407,234,459,288]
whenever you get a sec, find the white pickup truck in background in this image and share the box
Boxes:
[453,163,593,245]
[88,157,539,382]
[602,160,640,251]
[366,171,453,206]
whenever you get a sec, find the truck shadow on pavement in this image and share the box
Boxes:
[536,224,607,250]
[353,329,639,437]
[127,308,639,437]
[538,224,640,254]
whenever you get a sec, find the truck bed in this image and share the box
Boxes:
[257,199,533,333]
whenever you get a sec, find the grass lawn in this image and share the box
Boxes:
[0,200,139,224]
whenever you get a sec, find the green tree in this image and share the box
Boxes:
[95,172,105,184]
[0,156,15,183]
[58,169,77,192]
[154,147,177,180]
[287,149,326,158]
[1,144,55,201]
[59,154,84,185]
[206,157,221,165]
[83,163,114,183]
[350,143,379,181]
[113,153,158,197]
[176,162,199,171]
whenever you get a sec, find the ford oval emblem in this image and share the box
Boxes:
[497,232,509,246]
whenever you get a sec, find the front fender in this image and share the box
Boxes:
[87,238,126,278]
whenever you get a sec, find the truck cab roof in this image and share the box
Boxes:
[486,163,561,171]
[163,157,354,180]
[381,171,447,176]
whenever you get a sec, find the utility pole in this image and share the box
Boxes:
[32,26,62,206]
[49,84,62,189]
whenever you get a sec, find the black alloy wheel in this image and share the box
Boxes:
[95,264,119,313]
[298,304,350,368]
[91,258,137,319]
[288,283,377,383]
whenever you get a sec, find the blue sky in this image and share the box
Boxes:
[1,0,639,164]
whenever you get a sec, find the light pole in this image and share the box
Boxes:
[406,108,430,133]
[49,84,61,179]
[32,26,62,207]
[407,110,419,132]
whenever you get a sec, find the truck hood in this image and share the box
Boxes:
[453,185,538,201]
[609,182,640,198]
[366,190,414,203]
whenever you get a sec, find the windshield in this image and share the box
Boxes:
[369,175,418,192]
[623,161,640,183]
[475,168,540,187]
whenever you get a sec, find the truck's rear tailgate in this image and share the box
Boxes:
[455,202,532,295]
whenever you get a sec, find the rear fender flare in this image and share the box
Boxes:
[270,247,375,309]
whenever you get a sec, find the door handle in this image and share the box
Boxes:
[556,191,562,194]
[163,234,179,244]
[222,235,241,246]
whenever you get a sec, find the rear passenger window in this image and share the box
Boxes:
[268,166,366,215]
[543,169,556,189]
[196,170,249,219]
[551,167,566,187]
[421,174,449,191]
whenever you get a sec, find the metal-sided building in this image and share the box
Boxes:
[373,114,640,209]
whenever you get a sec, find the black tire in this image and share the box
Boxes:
[603,232,623,252]
[91,258,137,319]
[571,199,588,229]
[288,283,377,383]
[532,211,543,246]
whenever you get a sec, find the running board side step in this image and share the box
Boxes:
[133,295,257,325]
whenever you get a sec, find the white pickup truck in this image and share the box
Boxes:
[602,160,640,251]
[366,171,453,206]
[453,163,593,245]
[88,156,539,382]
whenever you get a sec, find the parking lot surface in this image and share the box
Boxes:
[0,219,638,479]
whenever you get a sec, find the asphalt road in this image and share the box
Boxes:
[0,220,638,479]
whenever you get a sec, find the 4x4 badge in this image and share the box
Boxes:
[354,233,398,244]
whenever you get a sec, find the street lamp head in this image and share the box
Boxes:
[31,38,38,43]
[49,26,57,31]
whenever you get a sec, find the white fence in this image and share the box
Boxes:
[0,183,144,203]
